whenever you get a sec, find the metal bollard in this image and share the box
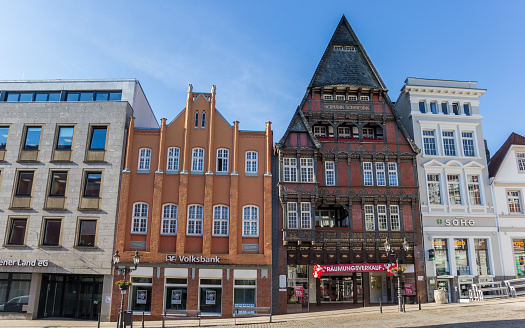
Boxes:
[418,295,421,311]
[379,297,382,313]
[142,312,145,328]
[98,313,101,328]
[403,297,406,313]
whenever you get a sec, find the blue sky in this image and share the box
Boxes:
[1,0,523,154]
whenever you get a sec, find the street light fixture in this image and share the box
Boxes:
[384,237,410,312]
[113,250,140,328]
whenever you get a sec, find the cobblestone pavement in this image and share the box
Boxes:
[2,298,525,328]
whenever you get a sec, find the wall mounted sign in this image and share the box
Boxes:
[166,254,220,264]
[130,241,146,249]
[0,259,49,267]
[437,219,475,227]
[312,263,396,278]
[242,244,259,251]
[323,104,370,111]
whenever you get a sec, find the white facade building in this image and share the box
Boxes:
[396,78,499,303]
[488,133,525,280]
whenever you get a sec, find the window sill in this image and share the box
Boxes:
[212,234,229,237]
[2,244,27,247]
[191,171,204,176]
[160,234,177,236]
[245,172,258,177]
[74,246,99,249]
[242,235,259,238]
[131,232,147,235]
[216,171,229,176]
[137,169,150,174]
[39,245,62,248]
[166,170,179,175]
[186,234,203,237]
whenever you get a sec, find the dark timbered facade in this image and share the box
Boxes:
[275,16,426,313]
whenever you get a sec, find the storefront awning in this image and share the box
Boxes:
[313,263,398,278]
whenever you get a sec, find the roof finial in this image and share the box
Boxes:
[187,83,193,93]
[211,85,216,94]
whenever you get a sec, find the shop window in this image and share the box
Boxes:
[212,205,229,236]
[242,206,259,237]
[6,218,28,246]
[77,219,97,247]
[187,205,203,236]
[0,273,31,313]
[283,158,297,182]
[41,218,62,247]
[364,205,374,231]
[287,265,308,305]
[388,163,398,186]
[475,239,491,275]
[130,277,152,314]
[447,174,462,205]
[325,161,335,186]
[138,148,151,171]
[467,175,481,205]
[216,148,229,173]
[513,240,525,277]
[165,278,187,311]
[375,163,386,186]
[427,174,442,204]
[167,147,180,172]
[161,204,177,235]
[234,280,256,312]
[300,158,314,183]
[390,205,400,231]
[132,203,148,234]
[507,190,522,213]
[363,162,373,186]
[245,151,258,175]
[454,239,470,275]
[191,148,204,173]
[200,279,222,315]
[287,202,298,229]
[434,238,450,276]
[301,202,311,229]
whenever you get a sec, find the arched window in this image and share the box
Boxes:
[161,204,178,235]
[213,205,229,236]
[167,147,180,172]
[217,148,229,173]
[192,148,204,172]
[201,111,206,128]
[187,205,203,235]
[245,151,258,174]
[138,148,151,170]
[242,205,259,237]
[132,203,148,234]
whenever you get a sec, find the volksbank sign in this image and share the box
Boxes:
[166,254,220,264]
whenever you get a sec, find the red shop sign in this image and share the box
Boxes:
[294,285,304,298]
[405,283,414,296]
[313,263,397,279]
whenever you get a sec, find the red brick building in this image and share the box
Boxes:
[274,16,426,313]
[112,85,273,320]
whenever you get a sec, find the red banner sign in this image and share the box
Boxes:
[405,282,414,295]
[294,285,303,298]
[313,263,396,278]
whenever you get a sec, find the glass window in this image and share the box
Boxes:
[138,148,151,170]
[131,282,152,313]
[452,103,459,115]
[217,149,229,172]
[441,102,448,114]
[187,205,203,235]
[213,205,229,236]
[434,238,450,275]
[7,218,27,245]
[0,273,31,313]
[109,92,122,101]
[19,93,33,102]
[365,205,374,231]
[162,204,178,235]
[300,158,314,182]
[192,148,204,172]
[246,151,258,173]
[16,171,34,196]
[49,172,68,196]
[56,126,74,150]
[287,202,297,229]
[78,220,97,247]
[423,130,437,155]
[467,175,481,205]
[362,127,375,138]
[35,92,60,102]
[315,210,335,228]
[323,94,333,100]
[508,191,521,213]
[430,102,437,114]
[442,131,456,156]
[338,126,351,137]
[243,206,258,236]
[461,132,475,157]
[194,111,199,129]
[6,92,22,102]
[313,126,326,137]
[447,174,462,205]
[463,104,471,116]
[325,161,335,186]
[335,95,345,101]
[454,239,470,275]
[201,111,206,129]
[165,279,187,311]
[89,127,107,150]
[84,172,102,197]
[287,265,308,305]
[283,158,297,182]
[167,147,180,171]
[390,205,400,231]
[376,162,386,186]
[517,153,525,172]
[427,174,441,204]
[199,281,221,314]
[377,205,387,230]
[24,126,42,150]
[301,202,311,229]
[475,239,491,275]
[42,219,62,246]
[363,162,373,186]
[95,92,109,101]
[234,280,256,311]
[0,126,8,150]
[513,240,525,277]
[419,102,426,113]
[360,95,369,101]
[132,203,148,234]
[388,163,398,186]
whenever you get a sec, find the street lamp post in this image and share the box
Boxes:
[112,250,140,328]
[384,237,410,313]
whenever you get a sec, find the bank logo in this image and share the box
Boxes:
[437,219,443,225]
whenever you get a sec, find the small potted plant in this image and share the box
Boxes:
[115,280,132,290]
[390,266,406,277]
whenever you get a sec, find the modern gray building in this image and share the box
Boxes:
[0,79,157,320]
[396,78,500,303]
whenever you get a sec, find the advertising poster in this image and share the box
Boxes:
[206,290,216,305]
[137,290,147,304]
[405,283,414,296]
[294,285,304,298]
[171,290,182,305]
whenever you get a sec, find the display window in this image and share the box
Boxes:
[458,277,473,298]
[475,239,491,275]
[434,239,450,276]
[454,239,470,275]
[234,280,256,313]
[513,239,525,277]
[199,279,221,315]
[0,273,31,312]
[286,265,308,305]
[130,277,152,313]
[165,278,187,311]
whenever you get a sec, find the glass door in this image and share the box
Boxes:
[370,275,382,303]
[437,280,450,303]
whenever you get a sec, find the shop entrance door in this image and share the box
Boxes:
[437,279,451,303]
[320,273,363,303]
[370,275,382,303]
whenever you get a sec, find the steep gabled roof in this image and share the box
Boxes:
[308,15,386,90]
[489,132,525,177]
[278,108,320,148]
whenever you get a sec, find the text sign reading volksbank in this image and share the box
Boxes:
[166,254,220,264]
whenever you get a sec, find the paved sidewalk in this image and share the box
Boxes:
[1,298,525,327]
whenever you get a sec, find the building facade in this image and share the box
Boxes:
[112,85,272,320]
[0,79,157,320]
[396,78,499,303]
[275,16,425,314]
[489,133,525,280]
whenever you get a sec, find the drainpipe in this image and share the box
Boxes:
[489,176,506,279]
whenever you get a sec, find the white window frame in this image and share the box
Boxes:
[187,205,203,236]
[161,204,178,235]
[338,126,351,138]
[323,94,333,100]
[325,161,335,186]
[507,190,522,214]
[345,45,356,51]
[335,95,345,101]
[447,174,462,205]
[467,175,482,205]
[283,157,297,182]
[461,131,475,157]
[388,162,398,186]
[390,205,400,231]
[167,147,180,172]
[313,126,326,137]
[362,127,374,138]
[132,202,148,234]
[138,148,151,170]
[442,131,456,156]
[287,202,297,229]
[245,151,258,174]
[363,162,373,186]
[360,95,369,101]
[348,95,357,101]
[365,205,375,231]
[517,153,525,173]
[333,45,343,50]
[301,202,311,229]
[422,130,437,156]
[191,148,204,172]
[376,162,386,186]
[212,205,229,236]
[427,173,442,205]
[377,205,387,231]
[300,158,314,183]
[216,148,229,173]
[242,206,259,237]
